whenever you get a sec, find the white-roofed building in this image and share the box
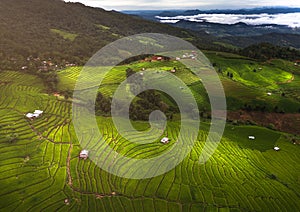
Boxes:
[26,113,40,118]
[161,137,169,144]
[248,136,255,140]
[26,113,38,118]
[80,150,89,159]
[25,109,44,119]
[274,147,280,151]
[34,110,43,114]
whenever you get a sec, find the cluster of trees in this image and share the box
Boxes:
[92,68,181,120]
[242,103,287,113]
[129,90,179,121]
[94,92,112,116]
[240,43,300,61]
[93,89,179,121]
[38,72,59,93]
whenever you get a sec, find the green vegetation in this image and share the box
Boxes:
[1,1,300,211]
[50,29,78,41]
[57,55,300,114]
[240,43,300,61]
[0,70,299,211]
[205,51,300,113]
[95,24,111,30]
[0,0,221,74]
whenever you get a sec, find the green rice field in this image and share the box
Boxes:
[0,55,300,211]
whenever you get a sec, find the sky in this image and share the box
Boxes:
[64,0,300,10]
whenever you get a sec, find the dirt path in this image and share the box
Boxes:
[67,143,73,187]
[65,142,118,199]
[27,121,69,145]
[25,114,118,199]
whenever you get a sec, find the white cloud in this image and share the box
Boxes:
[156,13,300,28]
[64,0,300,10]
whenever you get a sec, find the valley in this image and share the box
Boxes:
[0,1,299,211]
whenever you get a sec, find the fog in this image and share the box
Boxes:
[157,13,300,27]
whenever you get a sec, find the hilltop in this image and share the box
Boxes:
[0,0,222,73]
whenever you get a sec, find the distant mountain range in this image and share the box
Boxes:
[124,7,300,20]
[123,7,300,48]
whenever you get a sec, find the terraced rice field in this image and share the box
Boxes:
[203,52,300,112]
[0,70,299,211]
[58,57,300,114]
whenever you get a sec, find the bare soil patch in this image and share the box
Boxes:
[228,110,300,136]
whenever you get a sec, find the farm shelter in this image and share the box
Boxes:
[26,113,39,118]
[161,137,169,144]
[25,110,43,119]
[274,147,280,151]
[80,150,89,159]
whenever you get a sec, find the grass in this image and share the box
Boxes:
[50,29,78,41]
[205,51,293,89]
[95,24,111,30]
[223,125,281,151]
[57,57,300,113]
[0,58,300,211]
[203,51,300,112]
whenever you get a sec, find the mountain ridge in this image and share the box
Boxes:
[0,0,224,72]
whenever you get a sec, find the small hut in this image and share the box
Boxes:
[160,137,169,144]
[79,150,89,159]
[248,136,255,140]
[34,110,44,115]
[25,109,44,119]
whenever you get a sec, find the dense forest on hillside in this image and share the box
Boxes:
[0,0,222,72]
[2,1,299,74]
[240,43,300,61]
[1,0,300,94]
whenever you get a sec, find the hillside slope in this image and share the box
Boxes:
[0,0,221,72]
[0,69,299,211]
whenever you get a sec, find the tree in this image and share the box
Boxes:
[63,89,73,99]
[126,68,135,81]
